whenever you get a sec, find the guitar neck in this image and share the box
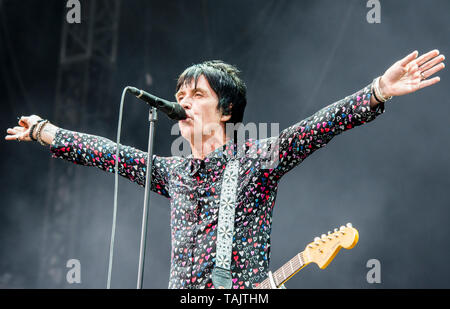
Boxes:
[254,224,358,289]
[255,251,308,289]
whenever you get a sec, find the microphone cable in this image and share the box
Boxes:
[107,86,129,289]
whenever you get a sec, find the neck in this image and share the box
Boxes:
[255,251,306,289]
[189,127,230,160]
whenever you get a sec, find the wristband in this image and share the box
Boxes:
[29,119,45,141]
[372,77,392,103]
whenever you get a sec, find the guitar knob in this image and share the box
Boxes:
[346,223,352,228]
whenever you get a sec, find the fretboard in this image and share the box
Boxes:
[255,251,306,289]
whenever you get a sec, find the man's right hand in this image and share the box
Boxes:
[5,115,44,142]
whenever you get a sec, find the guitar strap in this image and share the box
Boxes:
[211,158,240,289]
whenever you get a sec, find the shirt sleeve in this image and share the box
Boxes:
[49,128,171,198]
[262,82,386,179]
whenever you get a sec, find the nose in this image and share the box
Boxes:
[180,98,191,111]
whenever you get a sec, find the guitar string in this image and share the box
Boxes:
[256,251,305,289]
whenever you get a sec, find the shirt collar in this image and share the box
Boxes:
[185,139,240,176]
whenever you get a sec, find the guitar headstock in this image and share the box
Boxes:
[303,223,359,269]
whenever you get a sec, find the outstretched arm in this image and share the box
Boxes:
[265,82,382,179]
[5,117,172,198]
[264,49,445,179]
[50,128,172,197]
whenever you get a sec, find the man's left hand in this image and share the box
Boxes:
[379,49,445,98]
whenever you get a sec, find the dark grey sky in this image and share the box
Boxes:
[0,0,449,288]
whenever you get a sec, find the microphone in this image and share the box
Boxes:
[127,87,187,120]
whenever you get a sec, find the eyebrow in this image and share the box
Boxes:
[174,87,207,99]
[174,91,183,99]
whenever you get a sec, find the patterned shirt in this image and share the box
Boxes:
[50,83,385,289]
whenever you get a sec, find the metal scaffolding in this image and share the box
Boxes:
[38,0,121,288]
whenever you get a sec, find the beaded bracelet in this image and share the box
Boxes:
[36,120,49,146]
[28,119,45,141]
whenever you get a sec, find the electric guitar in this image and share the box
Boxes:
[254,223,359,289]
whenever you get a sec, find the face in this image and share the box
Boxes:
[176,74,231,145]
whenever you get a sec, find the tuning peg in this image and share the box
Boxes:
[314,237,320,245]
[340,226,345,231]
[334,228,338,233]
[346,223,352,228]
[327,231,331,235]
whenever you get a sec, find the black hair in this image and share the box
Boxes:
[176,60,247,125]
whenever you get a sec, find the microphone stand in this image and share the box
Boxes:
[109,88,161,289]
[137,107,158,289]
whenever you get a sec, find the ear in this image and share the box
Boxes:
[220,113,232,122]
[220,103,232,122]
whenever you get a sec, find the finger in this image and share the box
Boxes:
[416,49,440,67]
[399,50,419,67]
[6,124,28,139]
[422,62,445,79]
[4,133,24,141]
[418,76,441,90]
[6,127,25,135]
[419,54,445,72]
[5,135,20,141]
[13,126,25,131]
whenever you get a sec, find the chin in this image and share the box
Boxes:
[179,124,192,140]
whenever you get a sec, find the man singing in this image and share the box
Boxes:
[5,49,445,289]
